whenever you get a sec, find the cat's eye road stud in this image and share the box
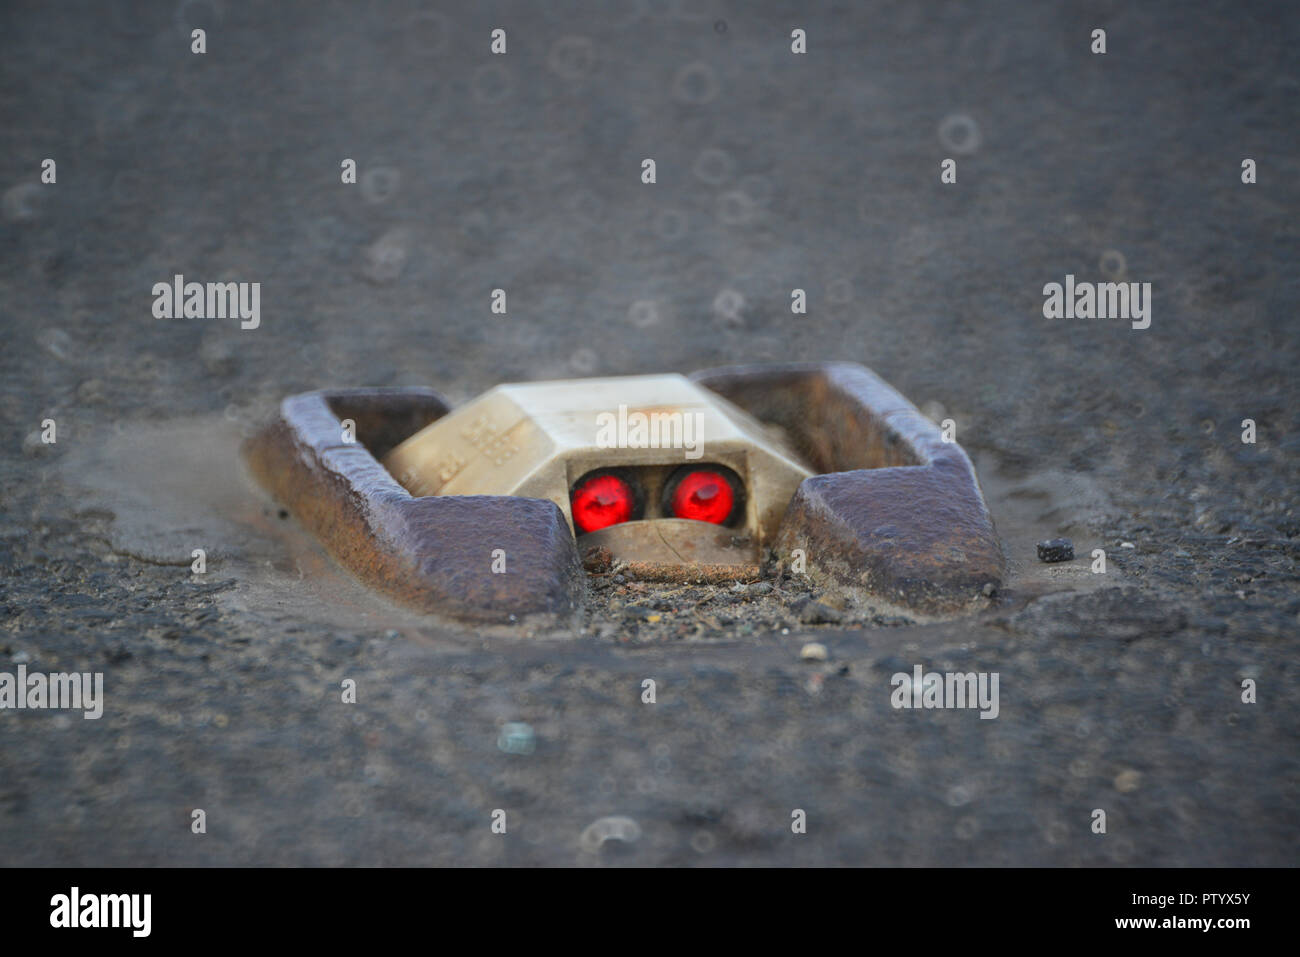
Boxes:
[243,363,1003,625]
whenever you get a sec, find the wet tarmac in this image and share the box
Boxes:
[1,0,1297,864]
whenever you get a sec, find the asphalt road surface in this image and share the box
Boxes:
[2,0,1297,865]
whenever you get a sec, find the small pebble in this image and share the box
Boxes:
[799,600,843,624]
[1037,538,1074,563]
[497,722,536,755]
[582,545,612,573]
[1114,769,1142,793]
[579,815,641,854]
[800,642,828,661]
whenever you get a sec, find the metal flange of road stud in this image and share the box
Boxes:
[243,387,585,627]
[691,362,1005,614]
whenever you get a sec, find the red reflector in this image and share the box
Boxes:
[669,469,735,524]
[571,474,635,533]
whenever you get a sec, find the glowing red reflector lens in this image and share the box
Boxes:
[670,470,735,524]
[571,474,635,533]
